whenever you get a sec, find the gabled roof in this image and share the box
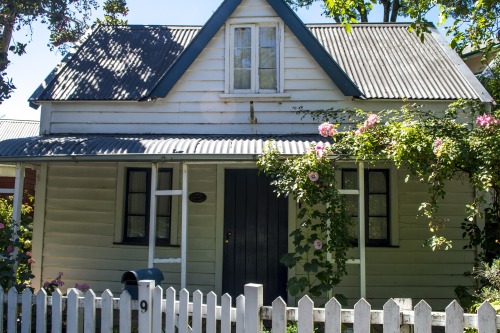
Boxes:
[0,119,40,141]
[30,0,492,104]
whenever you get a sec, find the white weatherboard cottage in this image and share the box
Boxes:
[0,0,493,308]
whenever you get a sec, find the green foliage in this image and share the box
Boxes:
[0,0,129,102]
[0,196,34,291]
[456,259,500,313]
[258,142,353,298]
[285,0,499,56]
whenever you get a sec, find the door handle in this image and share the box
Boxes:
[225,231,232,244]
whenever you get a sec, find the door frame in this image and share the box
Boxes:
[215,164,296,302]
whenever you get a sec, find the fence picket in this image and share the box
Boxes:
[165,287,176,333]
[325,297,341,333]
[119,291,132,333]
[51,289,63,333]
[35,289,47,333]
[207,291,217,333]
[272,297,287,333]
[101,290,114,333]
[414,300,431,333]
[383,299,400,333]
[221,294,232,333]
[192,290,203,333]
[84,290,96,333]
[66,289,80,333]
[354,298,371,333]
[152,286,164,333]
[178,289,190,333]
[7,287,18,333]
[21,288,32,333]
[446,300,464,333]
[298,295,314,333]
[236,295,245,333]
[478,301,496,333]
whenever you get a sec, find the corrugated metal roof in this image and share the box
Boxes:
[0,135,328,161]
[36,25,200,101]
[0,119,40,141]
[31,22,490,102]
[308,23,483,100]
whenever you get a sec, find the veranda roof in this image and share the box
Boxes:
[0,134,330,162]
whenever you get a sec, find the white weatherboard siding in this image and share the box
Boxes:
[37,162,476,309]
[37,162,217,294]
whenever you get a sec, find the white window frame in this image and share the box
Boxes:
[224,18,285,95]
[114,162,181,246]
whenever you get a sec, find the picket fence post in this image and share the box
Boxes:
[478,301,496,333]
[207,291,217,333]
[165,287,176,333]
[84,289,96,333]
[414,300,432,333]
[152,286,164,333]
[138,280,154,333]
[298,295,314,333]
[7,287,18,333]
[272,297,287,333]
[221,293,232,333]
[0,288,4,333]
[52,289,63,333]
[101,289,114,333]
[236,294,245,333]
[244,284,263,333]
[35,289,47,333]
[178,288,190,333]
[119,290,132,333]
[446,300,464,333]
[21,288,32,333]
[325,297,341,333]
[354,298,371,333]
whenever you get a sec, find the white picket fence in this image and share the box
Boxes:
[1,280,499,333]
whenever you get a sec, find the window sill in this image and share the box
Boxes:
[219,93,291,102]
[113,242,180,248]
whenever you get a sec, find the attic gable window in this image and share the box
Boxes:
[225,21,284,95]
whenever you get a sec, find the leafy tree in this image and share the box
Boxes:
[285,0,499,53]
[0,0,128,103]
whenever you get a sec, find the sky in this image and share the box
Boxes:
[0,0,441,121]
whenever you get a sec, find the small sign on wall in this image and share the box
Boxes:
[189,192,207,203]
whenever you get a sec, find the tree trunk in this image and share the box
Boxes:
[381,0,391,22]
[0,15,15,72]
[357,6,368,22]
[390,0,400,22]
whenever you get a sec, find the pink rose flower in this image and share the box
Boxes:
[314,239,322,250]
[0,223,4,229]
[7,245,13,254]
[433,137,442,155]
[318,122,337,137]
[308,172,319,182]
[364,114,380,129]
[315,142,325,158]
[476,114,500,129]
[28,258,35,264]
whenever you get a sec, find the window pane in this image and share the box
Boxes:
[369,171,387,193]
[259,27,276,47]
[259,69,277,90]
[342,170,358,190]
[344,194,359,216]
[157,196,172,215]
[234,69,251,89]
[128,193,146,215]
[234,48,252,69]
[156,217,170,240]
[127,216,146,238]
[369,194,387,216]
[369,217,388,240]
[259,48,276,68]
[234,27,251,47]
[349,217,359,239]
[157,170,172,191]
[129,171,147,192]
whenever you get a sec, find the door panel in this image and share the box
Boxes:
[222,169,288,305]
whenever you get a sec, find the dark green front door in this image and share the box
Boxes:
[222,169,288,305]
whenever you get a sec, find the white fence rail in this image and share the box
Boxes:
[1,280,499,332]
